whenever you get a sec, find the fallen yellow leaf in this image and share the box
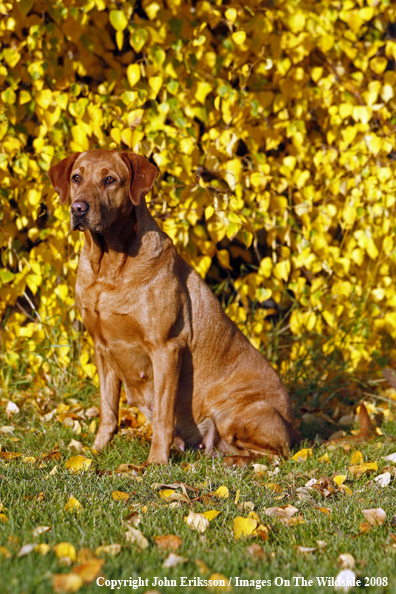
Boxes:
[0,513,8,523]
[233,516,258,539]
[213,486,229,499]
[54,542,76,563]
[159,489,176,499]
[65,455,92,474]
[0,546,11,558]
[348,462,378,479]
[207,573,233,592]
[203,510,221,521]
[265,483,283,493]
[333,475,346,487]
[318,453,330,463]
[350,451,364,465]
[291,448,312,461]
[64,496,82,513]
[339,484,353,496]
[112,490,129,501]
[34,543,51,555]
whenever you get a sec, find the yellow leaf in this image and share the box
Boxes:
[265,483,283,493]
[203,510,221,521]
[125,527,149,548]
[148,76,163,98]
[195,81,212,104]
[213,486,229,499]
[159,489,176,499]
[318,453,330,463]
[54,542,76,563]
[350,451,363,465]
[225,8,237,23]
[232,31,246,45]
[72,558,105,583]
[127,64,141,88]
[348,462,378,479]
[64,496,83,513]
[217,250,232,270]
[207,573,233,592]
[65,455,92,474]
[233,516,258,539]
[34,543,51,555]
[0,514,8,523]
[291,448,312,462]
[0,546,11,558]
[35,89,52,110]
[333,475,346,487]
[207,221,226,243]
[112,490,129,501]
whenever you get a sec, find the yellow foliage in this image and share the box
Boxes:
[1,0,396,381]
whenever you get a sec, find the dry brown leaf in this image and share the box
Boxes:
[52,573,83,593]
[125,527,149,548]
[154,535,182,551]
[72,559,104,583]
[295,545,316,554]
[265,483,283,493]
[32,525,51,538]
[184,510,209,533]
[67,439,85,453]
[338,553,356,569]
[264,505,298,519]
[95,544,122,556]
[374,472,391,487]
[316,540,327,548]
[17,544,35,557]
[246,543,264,559]
[162,553,188,568]
[362,508,386,526]
[252,464,268,476]
[0,451,22,459]
[85,407,99,418]
[359,521,371,534]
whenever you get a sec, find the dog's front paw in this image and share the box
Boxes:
[146,452,169,465]
[94,430,113,451]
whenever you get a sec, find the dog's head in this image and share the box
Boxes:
[48,150,158,233]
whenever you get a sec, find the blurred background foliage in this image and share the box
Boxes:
[1,0,396,393]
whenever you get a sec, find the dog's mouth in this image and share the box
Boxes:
[71,216,108,234]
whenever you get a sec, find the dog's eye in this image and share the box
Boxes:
[72,175,81,182]
[105,176,115,185]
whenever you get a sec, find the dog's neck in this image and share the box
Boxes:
[84,201,165,276]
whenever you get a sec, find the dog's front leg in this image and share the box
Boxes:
[93,352,121,451]
[147,340,184,465]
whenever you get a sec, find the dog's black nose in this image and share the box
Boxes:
[71,201,89,215]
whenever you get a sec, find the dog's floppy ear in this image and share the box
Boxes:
[120,152,158,206]
[48,153,81,204]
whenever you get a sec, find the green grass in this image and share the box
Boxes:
[1,376,396,594]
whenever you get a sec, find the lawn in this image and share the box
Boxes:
[1,359,396,594]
